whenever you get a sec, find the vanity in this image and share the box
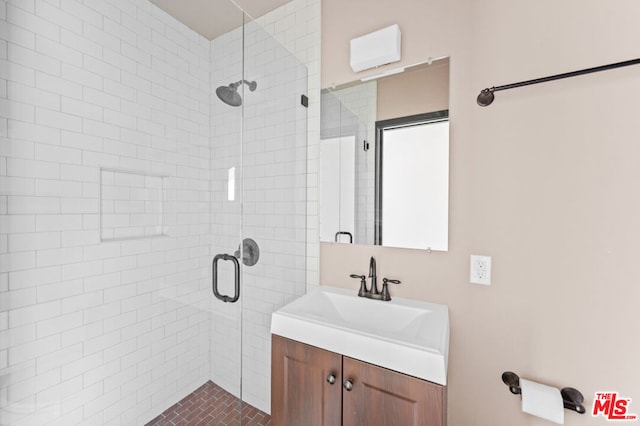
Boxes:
[270,286,449,425]
[277,53,452,425]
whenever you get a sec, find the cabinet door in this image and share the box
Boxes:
[342,356,446,426]
[271,335,343,426]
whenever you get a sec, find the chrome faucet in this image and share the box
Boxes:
[349,256,401,301]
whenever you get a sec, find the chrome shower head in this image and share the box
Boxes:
[216,80,257,107]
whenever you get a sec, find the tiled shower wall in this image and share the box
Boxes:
[255,0,321,291]
[0,0,320,424]
[0,0,320,425]
[0,0,214,424]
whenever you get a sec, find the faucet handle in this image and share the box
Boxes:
[350,274,368,296]
[380,278,401,301]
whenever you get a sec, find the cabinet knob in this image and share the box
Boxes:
[343,379,354,391]
[326,373,337,385]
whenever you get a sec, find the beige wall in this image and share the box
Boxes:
[377,59,449,120]
[321,1,640,425]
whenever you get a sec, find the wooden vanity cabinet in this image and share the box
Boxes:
[271,335,447,426]
[271,334,342,426]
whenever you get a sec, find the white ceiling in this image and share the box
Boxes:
[149,0,292,40]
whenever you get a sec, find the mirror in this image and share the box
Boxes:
[320,58,450,251]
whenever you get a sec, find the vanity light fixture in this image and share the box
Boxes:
[360,66,406,82]
[350,24,402,72]
[359,56,444,82]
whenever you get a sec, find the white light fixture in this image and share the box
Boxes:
[350,24,401,73]
[360,66,406,82]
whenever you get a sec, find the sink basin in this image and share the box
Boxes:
[270,286,449,385]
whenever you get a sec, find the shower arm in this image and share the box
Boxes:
[477,57,640,106]
[230,80,257,91]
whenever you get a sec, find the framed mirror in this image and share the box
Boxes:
[320,57,450,251]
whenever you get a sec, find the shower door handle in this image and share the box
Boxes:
[212,254,240,303]
[335,231,353,243]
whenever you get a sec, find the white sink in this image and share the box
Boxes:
[270,286,449,385]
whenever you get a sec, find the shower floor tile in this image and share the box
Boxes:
[145,381,272,426]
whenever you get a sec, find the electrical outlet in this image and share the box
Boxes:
[470,255,491,285]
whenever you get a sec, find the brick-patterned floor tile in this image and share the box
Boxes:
[145,381,271,426]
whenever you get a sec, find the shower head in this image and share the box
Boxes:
[216,85,242,107]
[216,80,257,107]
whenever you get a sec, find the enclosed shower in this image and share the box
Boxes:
[0,0,308,424]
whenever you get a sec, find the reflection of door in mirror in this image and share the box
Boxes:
[376,112,449,251]
[320,136,355,243]
[320,87,374,244]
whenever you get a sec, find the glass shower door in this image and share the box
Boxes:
[209,9,308,424]
[239,18,308,416]
[208,4,246,423]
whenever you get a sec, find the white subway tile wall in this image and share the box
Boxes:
[1,0,320,424]
[1,0,208,424]
[253,0,321,293]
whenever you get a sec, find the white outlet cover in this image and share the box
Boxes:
[470,255,491,285]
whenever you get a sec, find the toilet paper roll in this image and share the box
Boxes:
[520,379,564,424]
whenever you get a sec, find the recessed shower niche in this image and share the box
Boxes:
[99,168,169,241]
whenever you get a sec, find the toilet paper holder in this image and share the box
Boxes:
[502,371,586,414]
